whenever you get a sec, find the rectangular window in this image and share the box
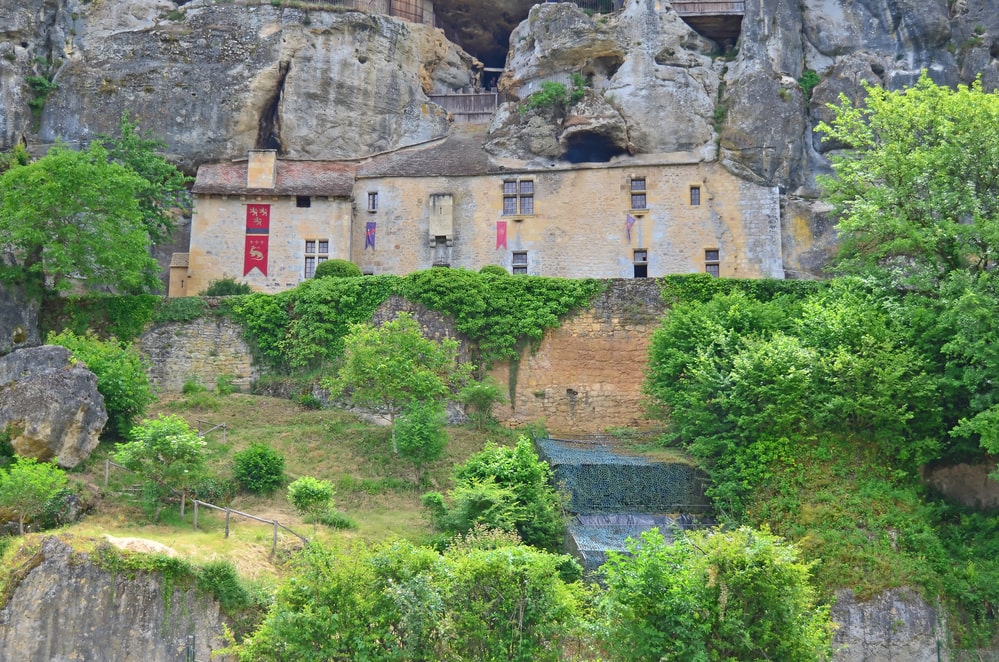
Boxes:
[690,186,701,206]
[512,251,528,275]
[633,249,648,279]
[305,239,329,279]
[705,248,719,277]
[296,195,311,208]
[630,178,647,210]
[502,179,535,216]
[367,192,378,212]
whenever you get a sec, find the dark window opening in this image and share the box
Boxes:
[367,192,378,211]
[634,249,648,279]
[705,248,719,277]
[512,251,528,275]
[690,186,701,206]
[503,180,535,215]
[296,195,311,208]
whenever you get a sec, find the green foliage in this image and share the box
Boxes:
[227,276,397,371]
[95,112,192,245]
[47,329,154,438]
[659,273,825,306]
[0,457,68,535]
[152,296,208,324]
[0,144,30,173]
[237,539,585,662]
[233,443,285,494]
[181,377,207,395]
[216,374,237,396]
[519,74,587,115]
[816,72,999,289]
[798,69,820,99]
[190,475,237,506]
[458,377,507,430]
[598,527,834,661]
[394,401,448,485]
[478,264,508,276]
[112,414,208,519]
[41,294,159,343]
[25,74,58,114]
[287,476,335,534]
[324,312,471,452]
[200,277,252,296]
[0,142,160,298]
[196,560,252,612]
[423,436,566,551]
[397,268,602,366]
[315,510,358,530]
[313,259,363,279]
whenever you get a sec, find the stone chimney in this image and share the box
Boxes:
[247,149,277,189]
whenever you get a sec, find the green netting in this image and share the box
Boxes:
[536,437,711,514]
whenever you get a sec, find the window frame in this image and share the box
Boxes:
[512,250,529,275]
[630,177,647,211]
[304,238,330,279]
[690,186,701,206]
[367,191,379,212]
[502,179,535,216]
[704,248,720,277]
[633,248,649,279]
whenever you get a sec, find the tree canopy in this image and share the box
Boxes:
[817,72,999,288]
[0,457,68,536]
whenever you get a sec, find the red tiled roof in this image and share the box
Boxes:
[193,159,356,197]
[357,125,498,178]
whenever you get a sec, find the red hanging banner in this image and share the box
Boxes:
[496,221,507,249]
[246,204,271,233]
[244,235,269,276]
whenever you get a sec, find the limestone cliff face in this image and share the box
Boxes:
[0,536,228,662]
[0,0,479,171]
[1,0,997,273]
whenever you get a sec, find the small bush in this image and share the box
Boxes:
[233,444,285,494]
[798,69,820,100]
[47,330,154,438]
[191,476,237,505]
[314,259,362,279]
[216,375,237,396]
[479,264,508,276]
[197,560,251,612]
[182,377,207,395]
[315,510,358,530]
[200,277,252,296]
[295,392,322,410]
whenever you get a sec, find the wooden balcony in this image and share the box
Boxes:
[671,1,744,44]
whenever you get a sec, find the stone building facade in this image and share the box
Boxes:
[173,126,782,295]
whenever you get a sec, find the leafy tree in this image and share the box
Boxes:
[458,377,506,431]
[287,476,335,535]
[325,312,471,452]
[314,258,362,279]
[816,72,999,289]
[0,142,161,297]
[47,329,154,438]
[395,401,448,485]
[96,112,192,245]
[597,526,834,661]
[422,436,566,550]
[232,443,285,494]
[112,414,207,520]
[0,457,68,535]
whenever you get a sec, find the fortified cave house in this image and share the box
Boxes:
[173,125,782,295]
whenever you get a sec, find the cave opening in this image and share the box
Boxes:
[562,132,627,163]
[257,61,289,152]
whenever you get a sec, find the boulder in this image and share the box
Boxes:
[0,345,107,468]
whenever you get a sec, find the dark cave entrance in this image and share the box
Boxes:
[562,133,628,163]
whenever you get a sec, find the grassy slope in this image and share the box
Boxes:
[65,392,516,582]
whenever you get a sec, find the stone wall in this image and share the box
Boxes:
[139,316,257,393]
[489,279,665,433]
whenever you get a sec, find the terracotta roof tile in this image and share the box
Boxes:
[193,159,356,197]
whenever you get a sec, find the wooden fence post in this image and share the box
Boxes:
[225,508,231,538]
[272,522,278,557]
[180,491,185,518]
[193,501,199,529]
[104,459,109,488]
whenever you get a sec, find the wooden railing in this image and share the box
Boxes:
[428,92,499,124]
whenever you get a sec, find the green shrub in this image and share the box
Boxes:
[294,392,322,410]
[216,374,237,396]
[191,475,237,505]
[458,377,506,430]
[197,560,251,612]
[314,259,362,279]
[479,264,508,276]
[233,444,285,494]
[315,510,358,529]
[181,377,207,395]
[152,296,207,324]
[798,69,820,100]
[47,329,154,438]
[200,277,253,296]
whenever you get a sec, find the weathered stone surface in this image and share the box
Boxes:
[0,536,227,662]
[922,459,999,511]
[831,587,946,662]
[0,345,107,468]
[2,0,478,170]
[0,283,39,356]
